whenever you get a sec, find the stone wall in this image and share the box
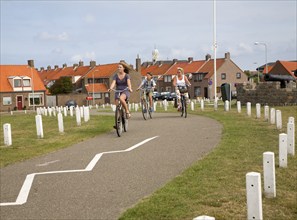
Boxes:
[236,81,297,106]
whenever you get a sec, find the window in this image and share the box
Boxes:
[23,79,31,87]
[221,73,226,80]
[164,75,172,82]
[3,97,12,105]
[194,87,201,97]
[105,93,109,98]
[94,93,102,99]
[236,72,241,79]
[29,93,44,106]
[194,73,204,82]
[14,79,22,87]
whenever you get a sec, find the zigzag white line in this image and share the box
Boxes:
[0,136,158,206]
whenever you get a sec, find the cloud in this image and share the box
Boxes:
[226,43,253,57]
[52,48,63,54]
[83,14,95,23]
[70,51,96,63]
[38,31,69,41]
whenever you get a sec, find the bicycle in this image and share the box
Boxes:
[110,88,129,137]
[139,88,153,120]
[177,85,189,118]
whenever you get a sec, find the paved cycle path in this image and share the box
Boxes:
[0,112,222,220]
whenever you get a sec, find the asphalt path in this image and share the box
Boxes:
[0,111,222,220]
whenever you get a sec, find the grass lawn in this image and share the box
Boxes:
[0,103,296,219]
[119,104,297,220]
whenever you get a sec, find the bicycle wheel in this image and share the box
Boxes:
[181,96,184,117]
[141,99,148,120]
[122,109,128,132]
[184,98,187,118]
[115,105,123,137]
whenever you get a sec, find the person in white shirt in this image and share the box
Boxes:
[172,67,191,111]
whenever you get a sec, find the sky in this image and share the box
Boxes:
[1,0,296,71]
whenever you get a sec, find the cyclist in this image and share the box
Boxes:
[136,72,156,112]
[108,62,133,119]
[172,67,191,111]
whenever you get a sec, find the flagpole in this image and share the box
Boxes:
[213,0,217,102]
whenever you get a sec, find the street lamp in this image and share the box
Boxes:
[254,42,268,76]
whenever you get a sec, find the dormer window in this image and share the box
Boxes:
[14,79,22,87]
[23,79,31,87]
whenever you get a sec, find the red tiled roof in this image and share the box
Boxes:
[165,60,206,75]
[0,65,46,92]
[262,65,274,74]
[202,59,225,78]
[85,63,119,78]
[278,61,297,77]
[85,83,108,93]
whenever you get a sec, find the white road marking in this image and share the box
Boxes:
[0,136,158,206]
[36,160,60,167]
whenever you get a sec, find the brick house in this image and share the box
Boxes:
[0,60,46,112]
[38,60,141,105]
[140,52,248,99]
[268,60,297,78]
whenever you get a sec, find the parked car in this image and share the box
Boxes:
[153,92,161,101]
[65,100,77,107]
[160,92,171,100]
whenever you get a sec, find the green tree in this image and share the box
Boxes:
[49,77,73,95]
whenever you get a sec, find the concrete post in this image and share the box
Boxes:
[287,121,295,156]
[84,106,89,122]
[75,107,81,126]
[193,215,215,220]
[57,112,64,133]
[3,123,12,146]
[246,172,263,220]
[69,106,74,117]
[263,152,276,198]
[63,107,67,117]
[279,133,287,168]
[246,102,251,117]
[270,108,275,124]
[224,100,229,111]
[276,110,282,130]
[264,105,269,121]
[237,101,241,113]
[201,100,204,111]
[256,103,261,119]
[191,101,194,111]
[35,115,44,138]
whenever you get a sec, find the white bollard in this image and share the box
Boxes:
[80,106,84,118]
[44,107,48,116]
[279,133,288,168]
[69,106,74,117]
[84,106,89,122]
[75,107,81,126]
[224,100,229,111]
[246,172,263,220]
[111,105,116,112]
[287,121,295,156]
[246,102,251,117]
[164,100,168,111]
[48,107,52,117]
[35,115,44,138]
[270,108,275,124]
[213,99,218,111]
[191,101,194,111]
[193,215,215,220]
[200,100,204,111]
[263,152,276,198]
[52,107,56,117]
[256,103,261,119]
[57,112,64,133]
[264,105,269,121]
[237,101,241,113]
[288,116,295,124]
[154,102,157,112]
[63,107,68,117]
[3,123,12,146]
[276,110,282,130]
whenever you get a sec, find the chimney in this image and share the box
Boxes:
[79,60,84,66]
[47,65,51,71]
[40,67,44,71]
[225,52,230,60]
[136,54,141,73]
[73,63,78,69]
[90,60,96,68]
[173,59,178,63]
[62,63,67,68]
[54,65,59,70]
[205,54,211,60]
[28,60,34,68]
[120,60,125,63]
[188,57,193,62]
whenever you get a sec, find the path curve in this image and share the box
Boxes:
[0,112,222,220]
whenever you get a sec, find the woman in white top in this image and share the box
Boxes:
[172,67,191,110]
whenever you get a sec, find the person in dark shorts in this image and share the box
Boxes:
[108,62,133,118]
